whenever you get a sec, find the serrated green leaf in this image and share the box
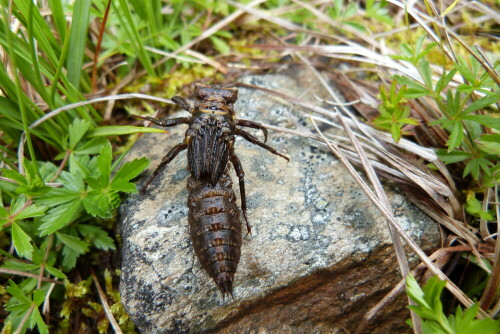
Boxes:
[56,232,89,254]
[31,307,49,334]
[15,203,47,220]
[69,119,91,150]
[87,125,166,137]
[68,153,90,179]
[1,169,27,184]
[32,289,45,306]
[114,157,149,181]
[451,304,500,334]
[406,274,430,309]
[12,222,33,260]
[61,244,79,270]
[38,200,83,236]
[44,265,67,279]
[110,178,137,193]
[77,224,116,250]
[37,187,81,207]
[6,280,30,303]
[82,190,112,218]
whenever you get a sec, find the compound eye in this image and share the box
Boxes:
[222,89,238,104]
[194,83,210,100]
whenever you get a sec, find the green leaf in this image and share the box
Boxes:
[464,158,492,179]
[462,94,500,115]
[11,223,33,259]
[391,122,402,143]
[463,115,500,130]
[418,59,433,89]
[114,157,149,181]
[6,280,30,303]
[210,35,230,54]
[74,137,107,155]
[38,200,83,236]
[32,290,45,307]
[435,69,457,94]
[456,56,474,83]
[56,232,89,254]
[450,304,500,334]
[69,118,91,150]
[30,307,49,334]
[44,265,67,279]
[406,274,431,309]
[114,0,156,76]
[87,125,166,137]
[2,169,27,184]
[61,244,79,270]
[15,203,46,220]
[436,149,472,164]
[446,122,463,152]
[37,187,82,207]
[77,224,116,250]
[477,134,500,155]
[97,142,112,187]
[82,189,113,217]
[110,178,137,193]
[1,259,40,272]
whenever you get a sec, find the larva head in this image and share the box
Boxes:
[194,83,238,105]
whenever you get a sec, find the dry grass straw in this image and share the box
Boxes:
[224,0,498,330]
[91,269,123,334]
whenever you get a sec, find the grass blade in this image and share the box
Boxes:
[67,0,92,88]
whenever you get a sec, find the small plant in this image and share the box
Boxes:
[1,119,149,332]
[374,80,419,143]
[406,274,500,334]
[391,35,499,189]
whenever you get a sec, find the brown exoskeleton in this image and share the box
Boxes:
[135,83,288,297]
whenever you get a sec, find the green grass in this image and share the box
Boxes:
[0,0,498,333]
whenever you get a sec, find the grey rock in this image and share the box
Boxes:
[119,69,439,333]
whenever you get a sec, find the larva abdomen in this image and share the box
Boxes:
[187,171,242,297]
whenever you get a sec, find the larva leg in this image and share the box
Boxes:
[229,149,251,235]
[236,119,268,143]
[141,143,187,193]
[132,115,190,127]
[235,128,289,162]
